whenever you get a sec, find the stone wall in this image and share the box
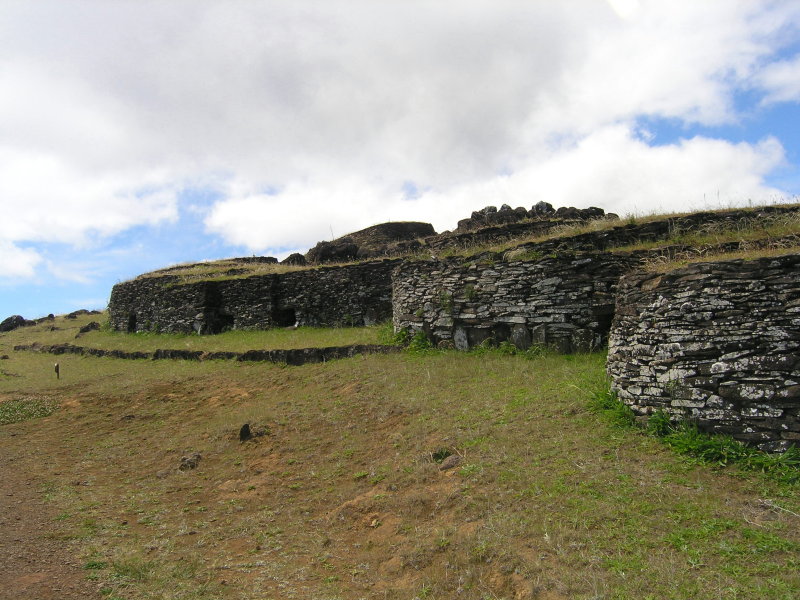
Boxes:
[393,252,641,352]
[108,260,399,333]
[15,341,400,366]
[607,253,800,451]
[464,205,800,261]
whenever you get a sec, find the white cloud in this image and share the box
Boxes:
[205,127,787,252]
[0,147,178,246]
[757,54,800,104]
[0,241,42,279]
[473,127,787,218]
[205,178,412,253]
[0,0,798,267]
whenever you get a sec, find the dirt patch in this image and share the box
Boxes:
[0,423,97,599]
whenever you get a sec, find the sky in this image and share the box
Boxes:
[1,0,799,319]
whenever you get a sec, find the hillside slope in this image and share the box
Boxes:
[0,314,798,599]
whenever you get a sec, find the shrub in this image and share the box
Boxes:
[646,409,672,437]
[407,331,433,352]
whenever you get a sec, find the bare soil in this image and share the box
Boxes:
[0,408,97,599]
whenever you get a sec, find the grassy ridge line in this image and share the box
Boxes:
[0,312,390,352]
[126,202,800,285]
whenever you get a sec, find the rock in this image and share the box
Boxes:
[239,423,252,442]
[179,452,202,471]
[438,454,463,471]
[510,324,532,350]
[305,239,360,264]
[0,315,32,332]
[0,355,8,360]
[281,253,307,266]
[582,206,606,219]
[307,222,435,261]
[531,201,555,215]
[453,327,469,351]
[555,206,581,219]
[78,321,101,334]
[458,218,475,230]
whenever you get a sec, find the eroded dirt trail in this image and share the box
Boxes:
[0,424,96,599]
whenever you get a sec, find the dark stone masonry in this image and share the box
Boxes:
[393,252,641,352]
[108,260,399,334]
[14,342,401,366]
[607,254,800,452]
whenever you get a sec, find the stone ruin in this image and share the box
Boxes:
[607,254,800,452]
[101,202,800,449]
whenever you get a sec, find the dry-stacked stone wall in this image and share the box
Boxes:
[607,253,800,451]
[464,205,800,260]
[393,253,641,352]
[108,260,399,334]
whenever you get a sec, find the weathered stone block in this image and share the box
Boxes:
[453,326,469,351]
[510,324,532,350]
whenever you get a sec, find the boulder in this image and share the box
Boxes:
[0,315,32,332]
[555,206,581,219]
[531,201,555,215]
[305,238,360,264]
[79,321,101,334]
[510,324,532,350]
[582,206,606,219]
[179,452,202,471]
[281,253,307,266]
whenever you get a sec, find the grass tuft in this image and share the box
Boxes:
[588,387,635,428]
[593,388,800,484]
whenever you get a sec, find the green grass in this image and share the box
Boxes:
[2,319,799,599]
[591,392,800,485]
[0,394,59,424]
[0,311,391,358]
[78,321,391,353]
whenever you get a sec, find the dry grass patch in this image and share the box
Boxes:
[133,257,379,285]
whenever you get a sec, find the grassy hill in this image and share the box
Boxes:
[1,313,798,599]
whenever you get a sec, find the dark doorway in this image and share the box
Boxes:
[127,313,137,333]
[272,307,296,327]
[207,312,235,334]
